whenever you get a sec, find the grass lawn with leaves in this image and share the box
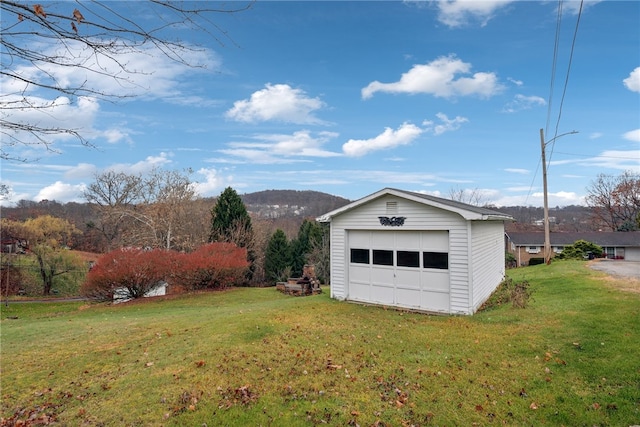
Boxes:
[1,260,638,425]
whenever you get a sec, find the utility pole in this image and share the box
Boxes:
[539,129,579,265]
[540,128,551,264]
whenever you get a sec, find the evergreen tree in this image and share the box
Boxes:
[290,219,324,276]
[264,229,291,284]
[209,187,255,282]
[209,187,252,247]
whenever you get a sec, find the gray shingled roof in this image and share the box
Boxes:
[507,231,640,247]
[390,188,512,219]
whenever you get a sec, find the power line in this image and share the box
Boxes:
[548,0,584,170]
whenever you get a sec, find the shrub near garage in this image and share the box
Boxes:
[81,248,171,301]
[81,243,250,301]
[171,242,249,290]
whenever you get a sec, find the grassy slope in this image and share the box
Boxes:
[1,261,638,426]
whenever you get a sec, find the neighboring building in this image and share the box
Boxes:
[506,231,640,265]
[317,188,513,315]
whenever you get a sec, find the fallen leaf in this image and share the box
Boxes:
[529,402,538,410]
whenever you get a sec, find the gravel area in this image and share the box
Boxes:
[588,260,640,280]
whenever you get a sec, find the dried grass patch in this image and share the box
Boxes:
[599,275,640,294]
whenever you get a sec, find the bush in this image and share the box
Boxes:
[171,243,249,290]
[82,243,250,301]
[555,240,603,260]
[480,277,532,311]
[82,248,171,302]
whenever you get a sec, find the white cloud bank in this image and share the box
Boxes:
[225,84,326,124]
[362,55,503,99]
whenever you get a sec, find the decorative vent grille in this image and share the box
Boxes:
[386,201,398,214]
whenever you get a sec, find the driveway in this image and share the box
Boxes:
[588,259,640,281]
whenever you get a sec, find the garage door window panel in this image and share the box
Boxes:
[397,250,420,268]
[350,248,370,264]
[423,251,449,270]
[373,250,394,266]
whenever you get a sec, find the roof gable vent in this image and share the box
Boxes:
[386,201,398,214]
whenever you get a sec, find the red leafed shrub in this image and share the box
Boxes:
[82,248,172,301]
[170,242,249,290]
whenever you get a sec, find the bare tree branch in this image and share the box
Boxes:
[1,0,252,161]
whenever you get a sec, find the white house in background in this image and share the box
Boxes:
[317,188,513,315]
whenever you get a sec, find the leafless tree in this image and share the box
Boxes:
[83,168,199,250]
[448,187,491,207]
[1,1,252,161]
[585,171,640,231]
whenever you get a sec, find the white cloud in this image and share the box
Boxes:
[1,40,219,158]
[423,112,468,135]
[493,191,585,207]
[554,150,640,172]
[362,55,503,99]
[561,0,603,16]
[502,94,546,113]
[225,84,326,124]
[622,128,640,142]
[216,130,340,164]
[342,122,423,157]
[108,152,174,174]
[507,77,523,86]
[34,181,86,203]
[64,163,97,180]
[589,132,603,140]
[194,168,233,197]
[623,67,640,92]
[435,0,514,28]
[505,168,530,175]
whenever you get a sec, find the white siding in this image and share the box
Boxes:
[329,222,346,300]
[469,221,505,312]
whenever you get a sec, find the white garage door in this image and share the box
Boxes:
[347,230,450,313]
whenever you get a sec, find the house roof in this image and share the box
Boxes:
[507,231,640,247]
[317,187,514,222]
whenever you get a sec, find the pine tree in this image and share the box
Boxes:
[290,219,324,277]
[209,187,252,247]
[264,229,291,284]
[209,187,255,282]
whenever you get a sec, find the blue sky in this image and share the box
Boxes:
[2,0,639,207]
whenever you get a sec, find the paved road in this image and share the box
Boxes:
[588,260,640,280]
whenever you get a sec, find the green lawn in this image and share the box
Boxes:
[1,260,638,426]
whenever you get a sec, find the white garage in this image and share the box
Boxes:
[317,188,513,315]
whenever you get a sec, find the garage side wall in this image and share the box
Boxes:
[470,221,506,312]
[328,195,472,314]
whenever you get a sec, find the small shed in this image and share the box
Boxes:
[317,188,513,315]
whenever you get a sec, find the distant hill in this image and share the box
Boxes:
[239,189,351,219]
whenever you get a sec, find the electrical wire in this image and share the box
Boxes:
[548,0,584,170]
